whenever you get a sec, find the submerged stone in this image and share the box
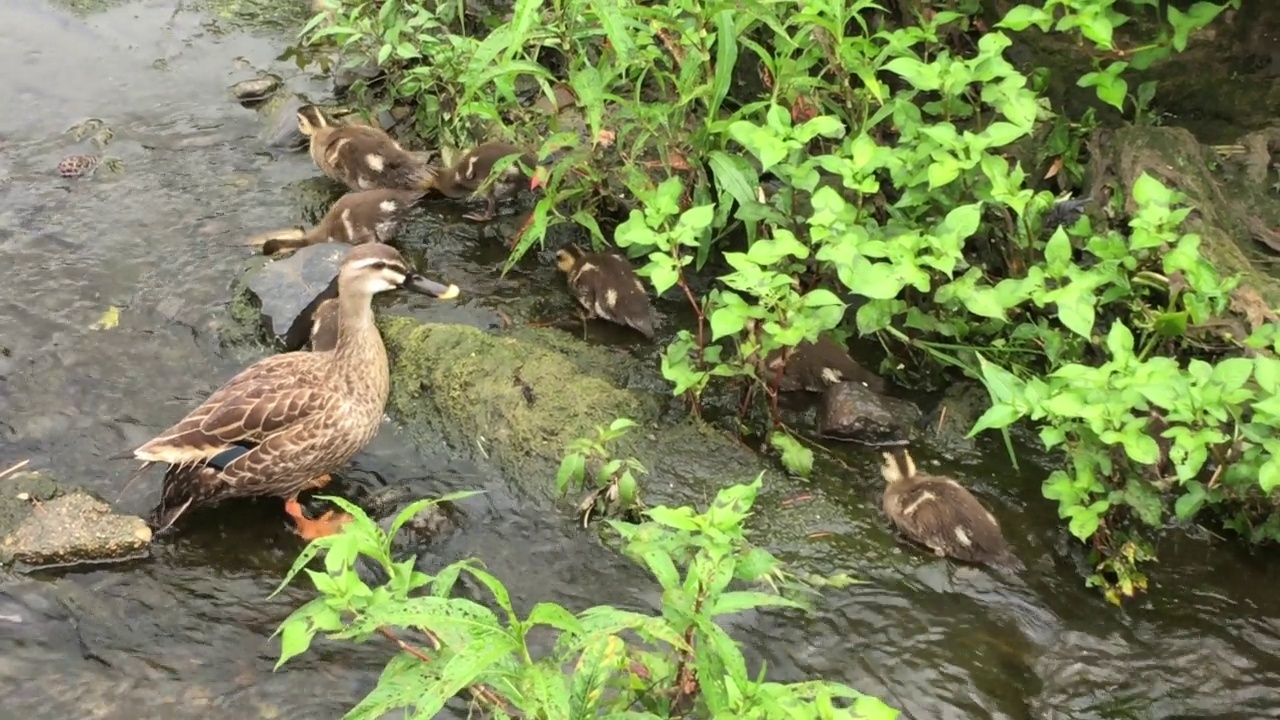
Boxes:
[0,471,151,570]
[244,242,351,350]
[818,381,922,447]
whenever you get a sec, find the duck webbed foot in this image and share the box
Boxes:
[284,494,353,541]
[462,193,498,222]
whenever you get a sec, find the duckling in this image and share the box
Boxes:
[246,188,424,256]
[125,244,460,538]
[296,104,438,192]
[431,142,540,221]
[764,335,886,393]
[879,448,1024,571]
[308,297,339,353]
[554,244,654,338]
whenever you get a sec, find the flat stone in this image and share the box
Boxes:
[245,242,352,349]
[817,381,922,447]
[2,491,151,570]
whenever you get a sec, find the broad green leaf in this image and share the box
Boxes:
[1056,285,1097,339]
[1174,481,1207,521]
[1044,228,1071,277]
[883,56,941,90]
[709,305,748,341]
[961,286,1008,320]
[1256,356,1280,394]
[968,403,1023,436]
[526,602,584,634]
[997,4,1054,31]
[1260,457,1280,493]
[710,590,803,617]
[769,431,814,478]
[1212,357,1254,391]
[927,159,960,189]
[1122,431,1160,465]
[793,115,846,143]
[1106,321,1135,358]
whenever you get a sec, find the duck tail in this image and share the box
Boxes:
[244,228,309,255]
[996,550,1026,573]
[147,462,227,532]
[413,164,441,192]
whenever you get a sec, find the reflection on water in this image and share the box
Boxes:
[1,1,1279,718]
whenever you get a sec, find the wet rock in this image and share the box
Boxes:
[333,63,386,98]
[817,381,921,447]
[0,471,151,570]
[286,176,346,225]
[230,73,282,108]
[923,380,991,454]
[256,91,309,152]
[244,242,351,350]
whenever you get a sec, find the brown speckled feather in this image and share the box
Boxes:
[568,253,654,338]
[883,474,1023,570]
[259,189,424,255]
[312,126,437,192]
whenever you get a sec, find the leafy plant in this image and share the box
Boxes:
[556,417,646,525]
[273,482,900,719]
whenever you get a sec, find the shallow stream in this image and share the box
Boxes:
[1,2,1279,718]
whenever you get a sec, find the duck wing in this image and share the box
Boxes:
[133,354,338,466]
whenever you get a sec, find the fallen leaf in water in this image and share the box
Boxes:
[91,306,120,330]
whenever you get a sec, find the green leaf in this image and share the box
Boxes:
[883,56,941,90]
[792,115,846,143]
[976,353,1026,405]
[1122,431,1160,465]
[997,4,1054,31]
[1056,285,1097,339]
[709,590,803,617]
[1042,391,1086,418]
[927,158,960,189]
[709,305,748,341]
[526,602,584,634]
[960,286,1008,320]
[1106,321,1135,358]
[769,431,814,478]
[708,151,759,210]
[1174,481,1207,521]
[1044,227,1071,277]
[1260,457,1280,493]
[708,10,738,118]
[1212,357,1254,391]
[646,506,702,531]
[803,288,845,308]
[1257,357,1280,394]
[275,616,316,669]
[967,403,1023,436]
[679,204,716,232]
[556,452,586,494]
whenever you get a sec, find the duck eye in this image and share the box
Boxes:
[369,261,387,271]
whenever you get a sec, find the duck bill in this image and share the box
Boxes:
[403,274,460,300]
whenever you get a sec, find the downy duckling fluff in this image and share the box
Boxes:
[555,244,654,338]
[297,104,438,192]
[765,334,886,393]
[309,297,340,353]
[246,188,424,256]
[879,448,1024,570]
[431,141,541,222]
[127,244,461,539]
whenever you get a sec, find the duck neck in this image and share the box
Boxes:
[333,289,378,360]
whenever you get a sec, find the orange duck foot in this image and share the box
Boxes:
[284,497,353,541]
